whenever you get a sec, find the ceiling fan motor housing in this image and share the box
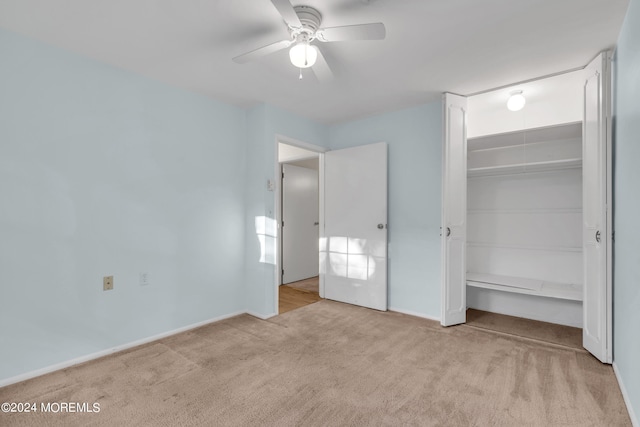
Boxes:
[293,6,322,34]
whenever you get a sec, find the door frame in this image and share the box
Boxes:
[274,135,327,314]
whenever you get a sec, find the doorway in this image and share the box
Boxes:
[276,137,325,314]
[274,138,390,315]
[281,161,319,285]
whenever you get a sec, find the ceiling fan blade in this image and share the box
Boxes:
[316,23,386,42]
[233,39,292,64]
[270,0,302,28]
[311,46,333,81]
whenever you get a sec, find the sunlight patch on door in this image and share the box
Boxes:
[321,236,378,280]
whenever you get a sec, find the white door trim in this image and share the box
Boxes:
[274,135,327,314]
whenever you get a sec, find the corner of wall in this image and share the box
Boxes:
[242,103,329,317]
[613,0,640,423]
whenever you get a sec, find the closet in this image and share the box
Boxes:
[466,122,583,327]
[441,51,612,363]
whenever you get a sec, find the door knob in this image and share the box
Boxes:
[377,224,384,229]
[595,230,601,243]
[447,227,451,237]
[314,222,319,226]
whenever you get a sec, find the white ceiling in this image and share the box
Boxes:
[0,0,630,124]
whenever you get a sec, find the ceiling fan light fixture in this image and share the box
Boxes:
[507,90,526,111]
[289,41,317,68]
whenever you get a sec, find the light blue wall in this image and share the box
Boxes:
[613,0,640,422]
[0,27,440,383]
[244,104,328,316]
[244,105,270,315]
[0,29,247,381]
[329,102,443,318]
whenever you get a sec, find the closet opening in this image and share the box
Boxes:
[465,70,585,328]
[442,52,612,363]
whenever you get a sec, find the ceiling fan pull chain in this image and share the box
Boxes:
[299,68,303,80]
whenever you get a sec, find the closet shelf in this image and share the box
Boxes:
[466,272,582,301]
[468,158,582,177]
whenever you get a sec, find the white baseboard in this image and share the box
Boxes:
[388,306,440,322]
[614,362,639,427]
[0,310,245,388]
[246,311,276,320]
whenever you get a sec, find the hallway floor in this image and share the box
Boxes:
[279,276,321,314]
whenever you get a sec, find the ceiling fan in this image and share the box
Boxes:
[232,0,386,80]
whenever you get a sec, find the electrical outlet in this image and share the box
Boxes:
[103,275,113,291]
[139,272,150,286]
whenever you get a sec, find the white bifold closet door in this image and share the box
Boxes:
[441,93,468,326]
[582,51,613,364]
[322,142,388,311]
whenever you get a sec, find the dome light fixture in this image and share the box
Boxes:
[289,41,317,69]
[507,90,526,111]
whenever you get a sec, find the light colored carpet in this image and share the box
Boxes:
[284,276,319,293]
[0,300,631,426]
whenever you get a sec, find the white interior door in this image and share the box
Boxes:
[282,163,319,284]
[322,142,388,311]
[582,51,612,363]
[441,93,468,326]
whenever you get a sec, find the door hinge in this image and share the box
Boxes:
[281,269,284,277]
[282,172,284,179]
[282,220,284,228]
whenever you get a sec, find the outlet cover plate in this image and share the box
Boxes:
[103,275,113,291]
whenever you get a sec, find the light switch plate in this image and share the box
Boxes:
[139,272,150,286]
[103,275,113,291]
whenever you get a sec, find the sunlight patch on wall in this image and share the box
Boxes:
[255,216,277,264]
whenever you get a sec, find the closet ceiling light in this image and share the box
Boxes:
[507,91,526,111]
